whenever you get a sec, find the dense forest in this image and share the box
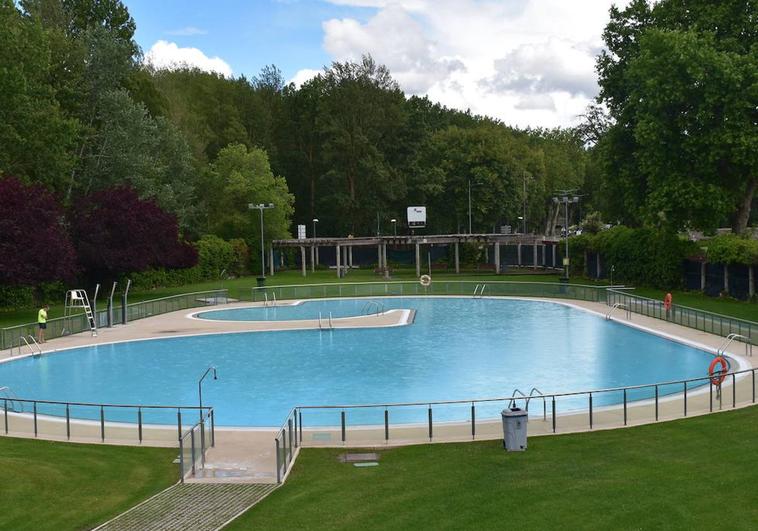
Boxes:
[0,0,755,298]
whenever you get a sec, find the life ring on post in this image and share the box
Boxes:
[708,356,728,386]
[419,274,432,287]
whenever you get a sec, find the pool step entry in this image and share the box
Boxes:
[473,284,487,298]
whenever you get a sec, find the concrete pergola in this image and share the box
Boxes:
[270,234,561,277]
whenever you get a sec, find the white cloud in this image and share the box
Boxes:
[165,26,207,36]
[320,0,631,128]
[144,40,232,77]
[290,68,321,87]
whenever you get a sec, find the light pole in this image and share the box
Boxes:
[198,366,217,421]
[552,192,580,280]
[391,218,397,236]
[467,178,472,234]
[248,203,274,278]
[312,218,319,266]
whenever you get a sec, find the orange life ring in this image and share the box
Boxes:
[708,356,728,386]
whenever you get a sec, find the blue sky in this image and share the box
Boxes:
[126,0,628,128]
[126,0,370,81]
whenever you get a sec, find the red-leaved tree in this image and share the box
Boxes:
[71,186,197,278]
[0,176,77,285]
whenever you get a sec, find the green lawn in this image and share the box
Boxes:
[2,268,757,327]
[0,437,177,530]
[229,405,758,530]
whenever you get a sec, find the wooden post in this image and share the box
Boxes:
[494,242,501,274]
[336,245,341,278]
[269,245,275,276]
[415,243,421,277]
[455,242,460,274]
[300,246,306,277]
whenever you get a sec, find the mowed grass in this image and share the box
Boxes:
[0,436,177,530]
[229,405,758,530]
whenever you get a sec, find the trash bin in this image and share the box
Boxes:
[501,408,528,451]
[256,276,266,287]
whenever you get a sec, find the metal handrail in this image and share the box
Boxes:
[361,300,384,316]
[526,387,547,420]
[295,366,753,410]
[506,388,527,408]
[718,333,753,357]
[605,302,631,321]
[16,335,41,357]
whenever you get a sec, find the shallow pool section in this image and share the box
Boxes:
[0,298,714,426]
[196,298,395,321]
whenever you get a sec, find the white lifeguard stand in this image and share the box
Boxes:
[64,289,97,337]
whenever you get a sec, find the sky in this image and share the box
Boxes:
[126,0,630,129]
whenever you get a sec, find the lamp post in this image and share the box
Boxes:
[468,179,472,234]
[391,218,397,236]
[248,203,275,278]
[198,366,217,421]
[552,192,580,280]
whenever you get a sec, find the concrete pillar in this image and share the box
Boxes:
[415,243,421,277]
[700,262,706,291]
[750,266,755,298]
[517,244,522,266]
[377,244,383,271]
[596,253,601,278]
[533,244,538,271]
[552,245,556,269]
[336,245,341,278]
[541,244,546,266]
[383,244,390,279]
[269,245,275,276]
[455,242,460,274]
[310,246,315,272]
[300,246,306,277]
[315,246,319,266]
[494,242,501,274]
[349,246,354,268]
[724,264,729,292]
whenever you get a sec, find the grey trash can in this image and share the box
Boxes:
[501,408,528,451]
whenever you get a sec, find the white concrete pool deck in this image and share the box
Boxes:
[1,296,756,485]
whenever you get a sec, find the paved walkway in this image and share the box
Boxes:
[94,483,276,531]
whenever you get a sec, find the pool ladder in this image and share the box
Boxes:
[362,300,384,316]
[0,386,24,412]
[318,312,334,331]
[605,302,631,321]
[507,387,547,421]
[263,292,277,307]
[473,284,487,298]
[717,333,753,357]
[15,335,42,357]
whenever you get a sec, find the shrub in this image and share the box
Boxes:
[704,235,758,265]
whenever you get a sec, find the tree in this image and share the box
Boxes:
[201,144,294,270]
[596,0,758,233]
[0,176,77,285]
[0,0,79,190]
[71,186,196,279]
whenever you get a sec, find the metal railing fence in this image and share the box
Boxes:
[178,408,215,482]
[607,289,758,344]
[252,280,610,305]
[0,290,228,351]
[292,367,757,446]
[274,408,299,483]
[0,395,212,447]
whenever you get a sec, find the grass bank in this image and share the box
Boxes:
[229,405,758,530]
[0,436,176,530]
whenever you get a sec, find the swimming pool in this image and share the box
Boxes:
[0,297,714,426]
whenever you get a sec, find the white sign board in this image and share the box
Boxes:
[407,206,427,228]
[297,224,306,240]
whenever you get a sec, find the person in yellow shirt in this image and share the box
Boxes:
[37,304,49,343]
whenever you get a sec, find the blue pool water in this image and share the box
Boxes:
[0,298,714,426]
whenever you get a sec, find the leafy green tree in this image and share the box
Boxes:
[596,0,758,233]
[201,144,294,269]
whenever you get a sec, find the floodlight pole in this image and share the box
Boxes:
[249,203,275,278]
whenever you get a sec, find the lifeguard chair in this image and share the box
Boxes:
[63,289,97,337]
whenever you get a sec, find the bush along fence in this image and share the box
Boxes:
[0,289,228,351]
